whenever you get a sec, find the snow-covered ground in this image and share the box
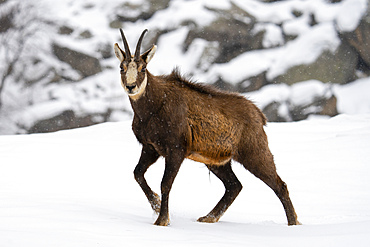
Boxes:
[1,114,369,246]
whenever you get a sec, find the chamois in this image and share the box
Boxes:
[114,29,300,226]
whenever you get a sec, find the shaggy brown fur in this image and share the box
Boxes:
[114,29,299,226]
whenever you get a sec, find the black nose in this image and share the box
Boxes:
[126,85,136,92]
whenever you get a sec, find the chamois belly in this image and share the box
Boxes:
[187,112,240,166]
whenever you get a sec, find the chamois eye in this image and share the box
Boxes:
[120,66,125,73]
[141,67,146,72]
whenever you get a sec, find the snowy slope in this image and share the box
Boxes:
[1,0,369,134]
[0,114,370,246]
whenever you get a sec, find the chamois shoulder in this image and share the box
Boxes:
[162,68,243,99]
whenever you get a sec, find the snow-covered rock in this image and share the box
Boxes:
[0,0,369,134]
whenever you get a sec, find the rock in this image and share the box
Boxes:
[52,43,102,78]
[273,42,357,85]
[318,95,338,117]
[185,15,264,64]
[290,95,338,121]
[212,78,237,92]
[79,30,92,39]
[109,20,122,29]
[212,72,268,94]
[97,42,113,59]
[256,80,338,122]
[58,25,74,35]
[263,101,291,122]
[343,5,370,70]
[113,0,170,23]
[0,8,13,33]
[262,94,338,122]
[28,110,111,134]
[237,72,268,93]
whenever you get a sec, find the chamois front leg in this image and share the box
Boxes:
[154,148,185,226]
[134,144,161,213]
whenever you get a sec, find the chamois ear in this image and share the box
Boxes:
[141,45,157,64]
[114,43,126,62]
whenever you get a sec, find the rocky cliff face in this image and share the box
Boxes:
[0,0,369,134]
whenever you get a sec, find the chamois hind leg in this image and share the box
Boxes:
[198,161,242,223]
[134,144,161,213]
[237,148,299,225]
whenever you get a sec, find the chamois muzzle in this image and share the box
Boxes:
[126,85,136,93]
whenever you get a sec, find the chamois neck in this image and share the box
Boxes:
[129,71,164,121]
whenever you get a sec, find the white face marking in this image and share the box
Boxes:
[126,59,137,85]
[128,73,147,101]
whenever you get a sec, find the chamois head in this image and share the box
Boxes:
[114,29,157,100]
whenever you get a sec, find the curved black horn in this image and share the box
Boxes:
[135,29,148,61]
[120,28,132,59]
